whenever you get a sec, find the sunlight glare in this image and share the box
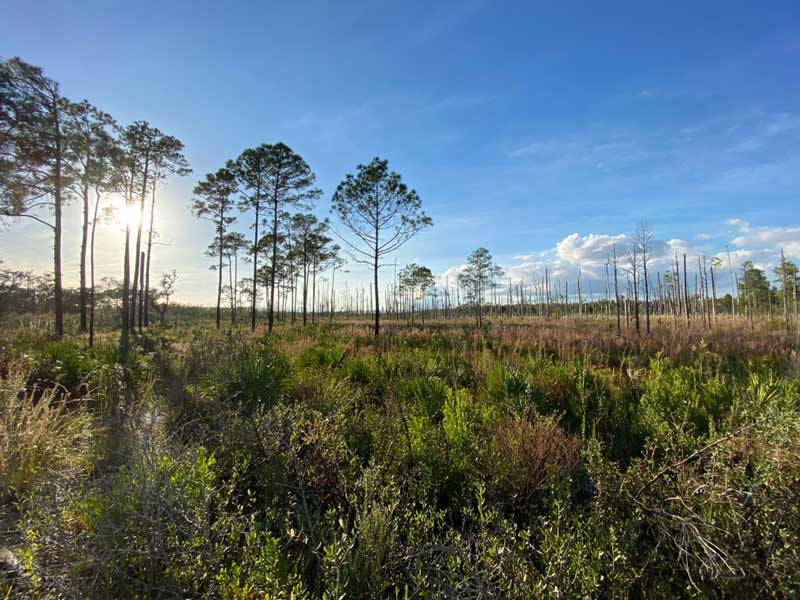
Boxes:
[114,198,141,231]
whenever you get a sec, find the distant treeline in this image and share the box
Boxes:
[2,57,797,346]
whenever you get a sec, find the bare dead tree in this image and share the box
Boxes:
[635,222,653,334]
[606,243,622,336]
[683,253,690,329]
[781,248,791,335]
[624,236,641,334]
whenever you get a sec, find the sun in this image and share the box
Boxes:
[113,198,141,230]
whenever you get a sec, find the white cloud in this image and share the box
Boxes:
[727,220,800,257]
[555,232,627,265]
[439,264,467,288]
[724,217,749,230]
[434,219,800,300]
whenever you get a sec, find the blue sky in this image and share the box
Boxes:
[2,0,799,303]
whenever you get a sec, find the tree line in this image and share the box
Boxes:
[3,57,797,341]
[1,57,190,351]
[1,58,435,342]
[191,152,432,337]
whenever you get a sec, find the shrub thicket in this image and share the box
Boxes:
[1,319,798,598]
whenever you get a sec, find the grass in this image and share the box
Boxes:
[0,315,798,598]
[0,369,96,500]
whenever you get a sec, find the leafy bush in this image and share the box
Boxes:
[21,443,303,598]
[442,387,479,475]
[639,356,734,447]
[485,363,529,415]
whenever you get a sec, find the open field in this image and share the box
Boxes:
[4,4,800,598]
[1,316,799,598]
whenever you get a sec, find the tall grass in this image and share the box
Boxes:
[0,369,96,499]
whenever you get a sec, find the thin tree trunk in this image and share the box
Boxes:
[120,173,134,354]
[373,224,380,337]
[330,264,336,323]
[121,221,130,352]
[216,207,224,329]
[613,247,621,337]
[710,266,717,325]
[138,252,145,334]
[251,197,260,331]
[53,98,64,339]
[631,249,640,334]
[781,249,791,335]
[726,245,736,317]
[268,193,278,333]
[643,253,650,335]
[228,251,234,324]
[89,188,101,347]
[130,151,151,333]
[144,169,159,328]
[312,256,317,325]
[302,238,309,326]
[683,253,690,328]
[80,179,89,333]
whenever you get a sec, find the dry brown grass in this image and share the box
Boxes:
[269,315,799,368]
[485,415,581,502]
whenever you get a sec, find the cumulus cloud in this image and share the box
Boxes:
[439,264,467,288]
[726,219,800,256]
[555,233,626,265]
[434,219,800,300]
[505,260,551,284]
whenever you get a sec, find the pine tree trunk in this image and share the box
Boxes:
[643,256,650,335]
[89,188,100,348]
[613,261,621,336]
[683,253,690,328]
[130,152,151,334]
[216,209,224,329]
[312,257,317,325]
[781,249,791,335]
[144,174,158,328]
[53,98,64,339]
[302,244,309,326]
[121,223,130,353]
[80,180,89,333]
[373,225,380,337]
[138,252,145,334]
[252,196,260,332]
[268,193,278,333]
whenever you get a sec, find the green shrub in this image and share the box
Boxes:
[485,363,529,415]
[201,342,289,412]
[342,356,372,386]
[639,356,734,447]
[21,443,302,598]
[443,387,479,475]
[297,344,346,370]
[403,374,449,419]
